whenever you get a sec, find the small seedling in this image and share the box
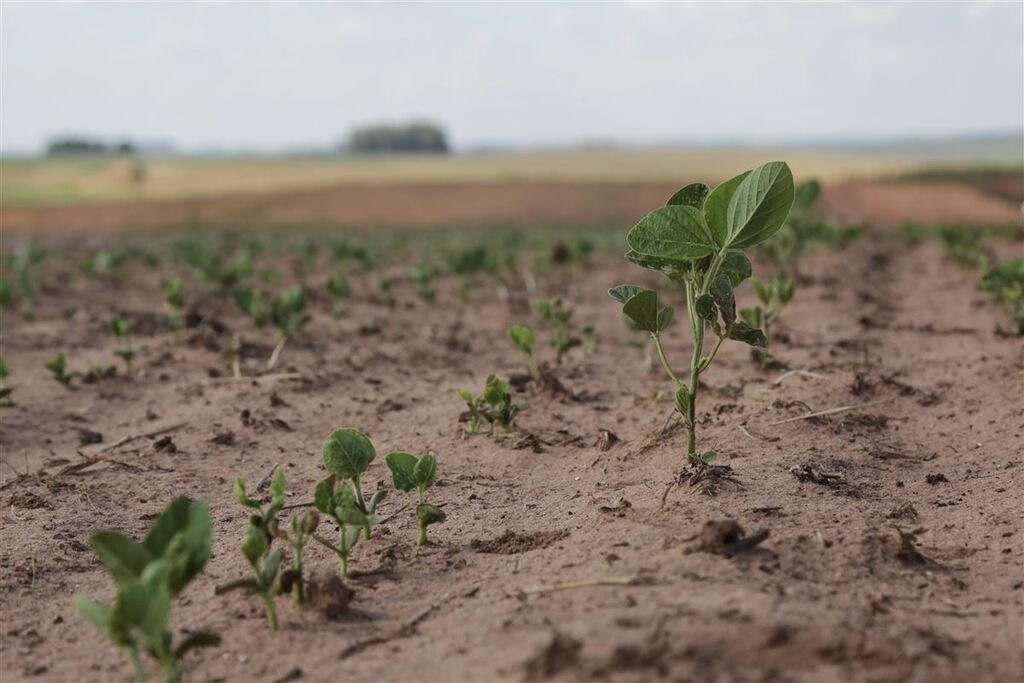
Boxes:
[234,469,286,551]
[326,272,351,318]
[321,429,387,541]
[275,510,319,605]
[532,298,582,364]
[385,451,446,545]
[457,375,527,434]
[215,524,283,630]
[163,279,185,332]
[233,287,267,327]
[611,162,794,469]
[507,325,540,384]
[110,315,138,374]
[74,497,218,683]
[45,352,79,388]
[0,278,16,310]
[980,258,1024,335]
[408,264,438,303]
[373,275,395,307]
[267,285,309,369]
[0,356,12,407]
[740,273,795,368]
[312,478,374,577]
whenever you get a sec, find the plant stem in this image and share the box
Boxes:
[262,593,278,630]
[651,334,682,387]
[685,279,704,463]
[417,520,427,546]
[128,647,148,683]
[351,478,371,540]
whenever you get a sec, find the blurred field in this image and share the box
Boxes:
[2,147,1020,236]
[5,146,1018,206]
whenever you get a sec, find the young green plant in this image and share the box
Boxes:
[321,429,387,541]
[385,451,446,545]
[532,298,582,364]
[457,375,527,434]
[325,272,351,318]
[610,162,794,467]
[0,356,12,407]
[215,524,283,630]
[507,325,541,384]
[74,497,218,683]
[45,352,79,388]
[267,285,309,369]
[740,273,795,368]
[109,315,138,374]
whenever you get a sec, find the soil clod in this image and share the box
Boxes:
[691,520,770,556]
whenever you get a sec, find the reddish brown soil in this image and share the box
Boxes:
[1,182,1022,683]
[4,178,1020,236]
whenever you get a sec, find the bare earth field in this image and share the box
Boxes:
[1,180,1023,683]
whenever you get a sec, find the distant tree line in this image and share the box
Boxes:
[347,122,449,154]
[46,137,138,157]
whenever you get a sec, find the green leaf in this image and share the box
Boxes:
[74,595,112,639]
[709,275,735,328]
[269,469,285,500]
[336,503,370,528]
[261,551,282,587]
[793,178,821,209]
[751,277,772,306]
[695,294,715,320]
[740,307,761,328]
[242,525,268,565]
[322,428,376,478]
[507,325,535,356]
[719,251,752,286]
[701,451,718,464]
[142,496,191,558]
[623,250,692,280]
[666,182,710,209]
[417,503,446,527]
[675,385,691,417]
[703,170,751,249]
[313,478,336,515]
[727,321,768,347]
[776,275,796,304]
[657,306,674,332]
[626,206,716,262]
[457,388,475,405]
[608,284,645,305]
[385,452,418,492]
[174,630,221,658]
[722,162,796,250]
[89,531,152,583]
[413,453,437,489]
[482,376,510,407]
[621,289,659,333]
[234,479,261,509]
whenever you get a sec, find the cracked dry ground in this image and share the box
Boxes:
[2,195,1022,683]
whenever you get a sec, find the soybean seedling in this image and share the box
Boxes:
[458,375,527,434]
[385,451,446,545]
[532,298,582,364]
[980,258,1024,335]
[321,429,387,540]
[267,285,309,369]
[326,272,351,318]
[0,356,12,407]
[234,469,286,551]
[312,479,374,576]
[507,325,541,384]
[275,510,319,605]
[408,264,438,304]
[74,497,218,683]
[610,162,794,471]
[740,273,795,368]
[216,524,283,629]
[162,279,185,333]
[109,316,138,374]
[45,352,80,388]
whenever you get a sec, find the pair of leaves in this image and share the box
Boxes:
[323,428,376,479]
[609,286,673,334]
[626,162,795,272]
[88,496,212,598]
[696,276,766,348]
[385,452,437,493]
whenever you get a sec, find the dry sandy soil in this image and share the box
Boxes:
[1,181,1022,683]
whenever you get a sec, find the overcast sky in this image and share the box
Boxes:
[2,1,1022,154]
